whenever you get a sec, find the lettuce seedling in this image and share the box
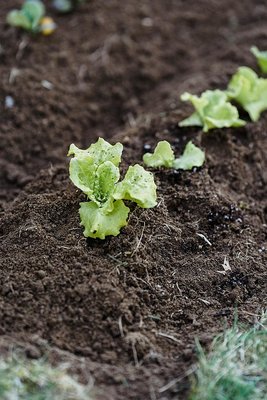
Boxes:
[7,0,45,32]
[251,46,267,73]
[143,141,175,168]
[173,141,205,170]
[7,0,56,34]
[143,140,205,170]
[52,0,85,13]
[179,89,245,132]
[227,66,267,121]
[68,138,157,239]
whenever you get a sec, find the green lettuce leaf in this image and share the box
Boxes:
[179,90,245,132]
[93,161,120,210]
[79,200,129,239]
[173,141,205,170]
[52,0,85,13]
[68,138,123,167]
[7,10,32,30]
[68,139,121,193]
[69,156,120,210]
[52,0,73,12]
[68,138,122,206]
[23,0,45,29]
[7,0,45,31]
[251,46,267,74]
[114,164,157,208]
[143,141,175,168]
[69,153,97,199]
[227,66,267,121]
[87,138,123,167]
[179,112,202,128]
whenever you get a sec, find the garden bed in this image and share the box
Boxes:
[0,1,266,399]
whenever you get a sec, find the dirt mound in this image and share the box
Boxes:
[1,111,266,398]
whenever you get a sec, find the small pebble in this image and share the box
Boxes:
[5,96,14,109]
[41,80,54,90]
[36,270,46,279]
[143,143,151,152]
[141,17,153,27]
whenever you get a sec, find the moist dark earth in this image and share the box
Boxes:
[0,1,267,399]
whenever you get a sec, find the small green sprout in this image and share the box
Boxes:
[7,0,45,32]
[143,140,205,170]
[143,141,175,168]
[227,66,267,121]
[251,46,267,73]
[179,89,245,132]
[173,141,205,170]
[0,353,92,399]
[7,0,56,35]
[68,138,157,239]
[52,0,86,13]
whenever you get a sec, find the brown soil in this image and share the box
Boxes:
[0,1,267,399]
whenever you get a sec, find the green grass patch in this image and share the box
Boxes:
[0,353,93,399]
[190,312,267,400]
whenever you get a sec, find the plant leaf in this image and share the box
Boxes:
[79,200,129,239]
[7,0,45,31]
[68,140,121,204]
[94,161,120,208]
[143,140,175,168]
[173,141,205,170]
[7,10,32,30]
[69,153,96,199]
[251,46,267,74]
[69,138,123,166]
[23,0,45,29]
[87,138,123,167]
[179,111,203,128]
[68,143,86,157]
[52,0,73,12]
[114,164,157,208]
[179,90,245,132]
[52,0,85,12]
[69,155,120,207]
[227,66,267,121]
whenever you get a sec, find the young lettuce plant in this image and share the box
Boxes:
[179,89,245,132]
[143,140,205,170]
[227,66,267,121]
[143,141,175,168]
[68,138,157,239]
[52,0,86,13]
[251,46,267,73]
[7,0,56,35]
[173,141,205,170]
